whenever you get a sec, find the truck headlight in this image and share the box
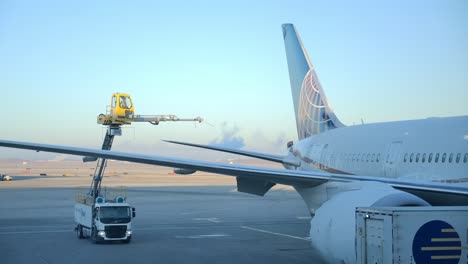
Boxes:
[98,231,106,237]
[126,231,132,236]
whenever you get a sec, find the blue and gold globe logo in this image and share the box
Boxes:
[412,220,464,263]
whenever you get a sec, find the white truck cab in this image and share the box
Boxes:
[74,188,135,243]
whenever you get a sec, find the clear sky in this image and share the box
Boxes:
[0,0,467,160]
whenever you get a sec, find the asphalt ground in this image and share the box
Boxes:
[0,169,326,264]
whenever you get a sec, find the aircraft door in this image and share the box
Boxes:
[383,141,403,178]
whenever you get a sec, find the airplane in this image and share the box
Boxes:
[0,24,467,263]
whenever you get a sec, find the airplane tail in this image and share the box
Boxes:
[282,24,344,140]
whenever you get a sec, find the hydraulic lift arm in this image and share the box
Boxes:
[85,93,203,200]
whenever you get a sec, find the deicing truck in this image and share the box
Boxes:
[74,187,135,243]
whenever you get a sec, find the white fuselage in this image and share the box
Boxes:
[287,116,468,263]
[289,116,468,182]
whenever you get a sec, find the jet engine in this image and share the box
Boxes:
[308,181,430,263]
[172,168,197,175]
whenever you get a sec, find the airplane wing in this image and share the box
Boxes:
[0,139,467,205]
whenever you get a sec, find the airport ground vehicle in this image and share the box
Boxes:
[74,188,135,243]
[1,174,12,181]
[77,94,199,244]
[356,206,468,263]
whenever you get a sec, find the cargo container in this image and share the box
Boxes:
[356,206,468,264]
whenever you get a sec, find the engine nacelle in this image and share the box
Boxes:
[172,168,197,175]
[309,181,429,263]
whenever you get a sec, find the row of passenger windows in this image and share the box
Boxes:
[403,152,468,164]
[333,153,382,163]
[347,153,381,163]
[337,152,468,164]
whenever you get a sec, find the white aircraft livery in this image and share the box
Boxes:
[0,24,467,263]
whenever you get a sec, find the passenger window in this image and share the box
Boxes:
[428,153,433,163]
[442,153,446,163]
[416,153,420,163]
[449,153,453,163]
[376,154,380,163]
[435,153,439,163]
[464,153,468,163]
[403,153,408,162]
[422,153,426,163]
[456,153,461,163]
[371,153,375,162]
[410,153,414,163]
[366,154,370,162]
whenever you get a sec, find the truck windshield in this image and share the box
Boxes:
[119,96,132,109]
[99,206,131,224]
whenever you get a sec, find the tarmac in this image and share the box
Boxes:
[0,160,325,264]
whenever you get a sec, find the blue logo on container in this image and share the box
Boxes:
[412,220,461,264]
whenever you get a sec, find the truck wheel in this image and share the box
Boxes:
[76,225,84,239]
[123,238,131,244]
